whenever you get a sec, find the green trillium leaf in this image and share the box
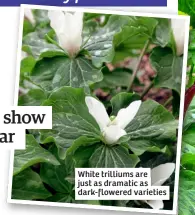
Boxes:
[18,89,47,106]
[12,168,52,200]
[13,134,60,176]
[30,56,103,92]
[83,15,130,67]
[40,87,101,159]
[113,16,158,62]
[89,144,140,168]
[127,140,171,156]
[150,47,183,94]
[23,32,65,60]
[110,92,140,116]
[33,9,50,26]
[110,93,177,155]
[40,145,74,194]
[73,143,100,168]
[126,100,177,140]
[126,100,177,155]
[152,18,176,53]
[93,67,137,90]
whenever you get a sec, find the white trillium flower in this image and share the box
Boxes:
[24,9,36,26]
[145,163,175,209]
[171,19,185,56]
[85,96,141,145]
[48,11,83,57]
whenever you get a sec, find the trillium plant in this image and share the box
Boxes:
[12,7,185,211]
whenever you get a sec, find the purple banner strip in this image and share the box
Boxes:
[0,0,167,7]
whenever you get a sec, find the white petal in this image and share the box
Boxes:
[112,100,141,129]
[85,96,110,131]
[146,200,164,209]
[48,10,65,40]
[24,9,36,25]
[171,19,185,56]
[63,12,83,47]
[103,125,126,145]
[151,163,175,186]
[48,11,83,56]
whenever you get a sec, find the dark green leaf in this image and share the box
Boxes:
[178,0,195,27]
[150,47,183,94]
[182,125,195,154]
[179,170,195,215]
[89,144,139,168]
[23,32,65,60]
[18,89,47,106]
[40,87,101,159]
[30,56,103,92]
[93,67,136,90]
[33,9,49,26]
[73,143,100,168]
[126,100,177,155]
[110,91,140,116]
[152,18,176,53]
[40,157,74,194]
[12,168,51,200]
[128,140,171,156]
[113,16,158,62]
[83,15,130,67]
[13,134,60,175]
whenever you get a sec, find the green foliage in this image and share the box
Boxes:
[13,135,60,176]
[179,0,195,27]
[179,2,195,214]
[150,47,183,94]
[12,168,52,200]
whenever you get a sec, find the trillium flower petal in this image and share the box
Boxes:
[151,163,175,186]
[48,11,83,56]
[112,100,141,129]
[85,96,110,132]
[171,19,185,56]
[62,12,83,55]
[103,125,127,145]
[24,9,36,26]
[48,10,65,38]
[145,200,164,209]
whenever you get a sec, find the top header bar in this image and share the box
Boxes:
[0,0,167,7]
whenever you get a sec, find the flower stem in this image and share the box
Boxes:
[141,81,154,99]
[164,96,173,107]
[127,39,150,92]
